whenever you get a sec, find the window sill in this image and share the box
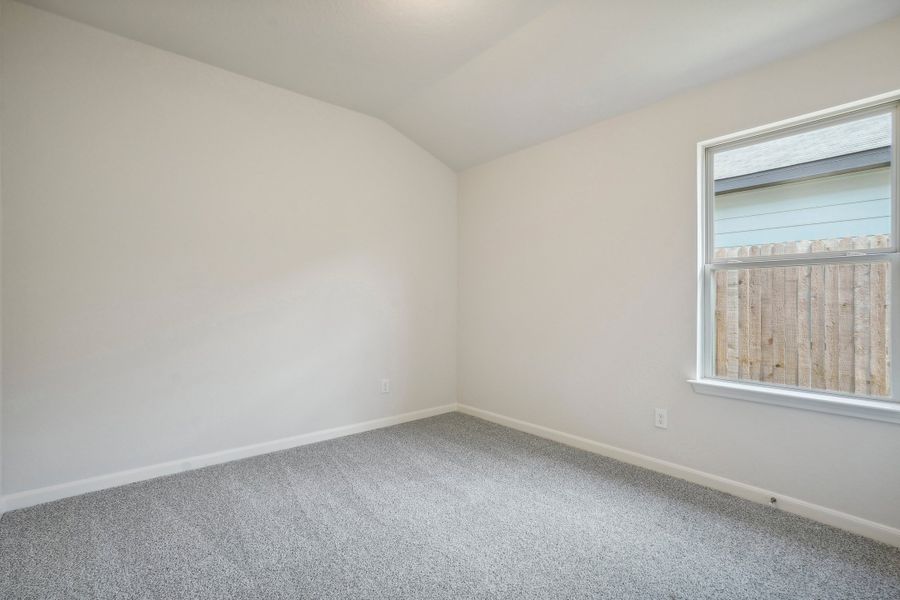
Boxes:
[688,379,900,425]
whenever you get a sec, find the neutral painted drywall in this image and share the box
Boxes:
[0,0,5,504]
[459,16,900,529]
[0,2,457,494]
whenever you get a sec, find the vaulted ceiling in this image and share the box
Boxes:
[17,0,900,170]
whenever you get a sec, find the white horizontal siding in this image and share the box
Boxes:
[714,168,890,247]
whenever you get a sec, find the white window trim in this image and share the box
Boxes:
[692,90,900,425]
[688,379,900,424]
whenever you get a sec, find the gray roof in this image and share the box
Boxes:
[714,112,891,180]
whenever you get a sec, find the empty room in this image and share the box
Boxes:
[1,0,900,598]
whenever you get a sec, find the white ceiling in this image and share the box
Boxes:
[17,0,900,170]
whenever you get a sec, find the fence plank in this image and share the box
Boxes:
[823,239,841,391]
[772,243,786,384]
[760,244,774,382]
[748,245,762,381]
[837,237,854,393]
[738,246,750,379]
[853,236,871,396]
[725,247,740,378]
[715,248,727,377]
[783,242,799,386]
[871,235,890,396]
[810,240,827,390]
[796,241,812,388]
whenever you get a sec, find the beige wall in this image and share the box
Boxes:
[459,16,900,529]
[0,2,457,494]
[0,0,5,500]
[3,0,900,533]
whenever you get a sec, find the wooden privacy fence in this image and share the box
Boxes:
[714,235,890,396]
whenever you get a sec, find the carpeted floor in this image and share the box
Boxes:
[1,413,898,599]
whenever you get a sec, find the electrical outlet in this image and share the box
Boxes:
[381,378,391,394]
[654,408,668,429]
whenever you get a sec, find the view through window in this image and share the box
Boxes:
[707,107,896,398]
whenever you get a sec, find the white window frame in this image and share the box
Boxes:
[690,91,900,425]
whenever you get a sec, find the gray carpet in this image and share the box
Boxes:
[1,413,898,599]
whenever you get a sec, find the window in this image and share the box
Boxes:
[692,95,900,424]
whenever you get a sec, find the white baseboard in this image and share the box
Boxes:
[457,403,900,548]
[6,402,898,549]
[1,403,457,513]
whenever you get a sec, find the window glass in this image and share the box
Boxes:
[704,104,898,401]
[713,259,891,397]
[712,112,892,256]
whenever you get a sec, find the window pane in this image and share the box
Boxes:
[713,254,891,397]
[713,112,893,255]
